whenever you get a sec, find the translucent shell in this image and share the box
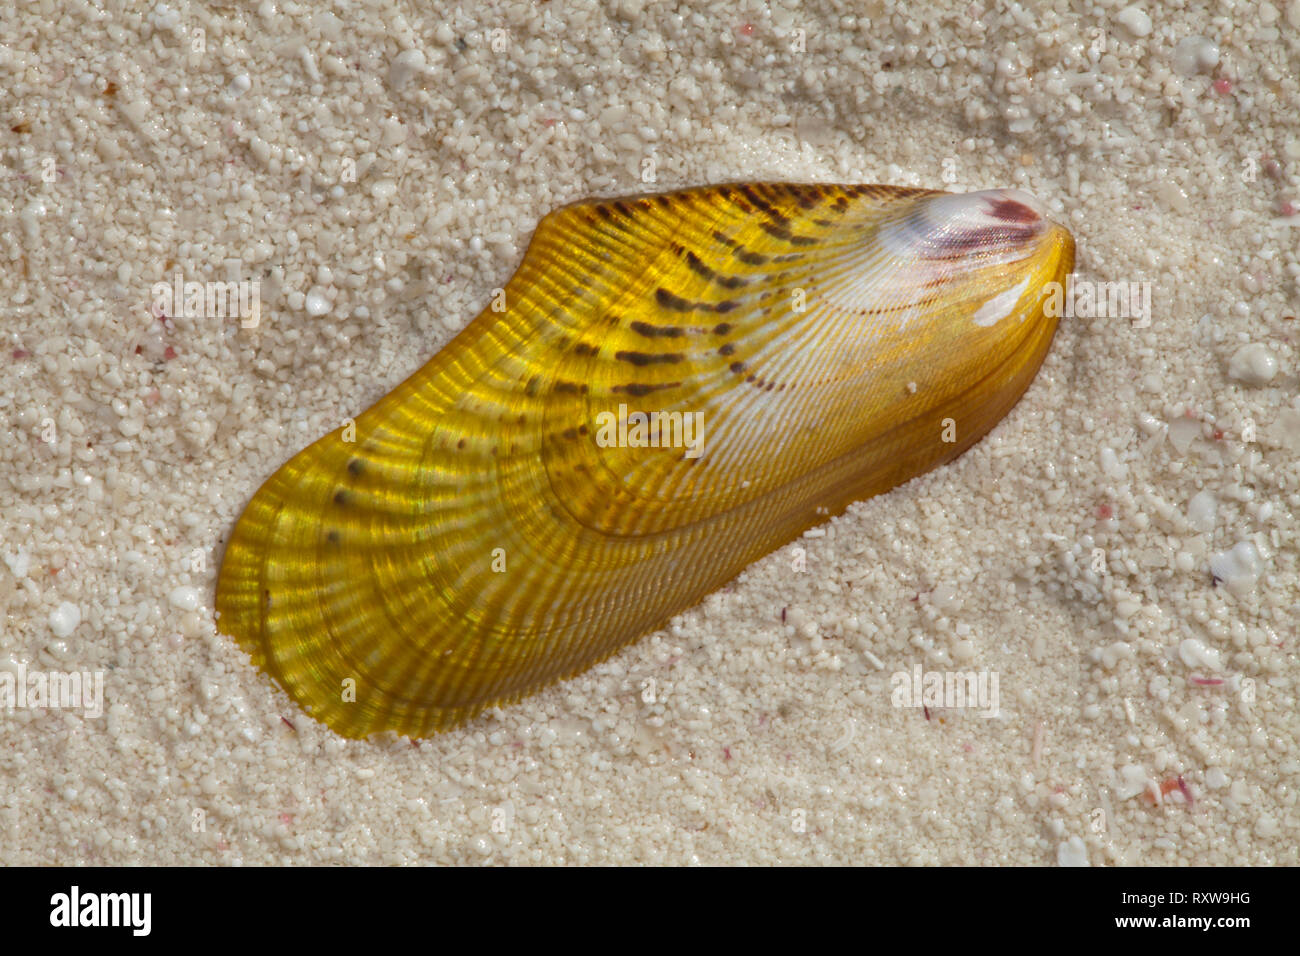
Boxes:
[215,182,1075,738]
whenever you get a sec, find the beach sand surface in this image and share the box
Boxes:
[2,0,1297,864]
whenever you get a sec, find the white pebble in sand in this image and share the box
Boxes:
[1178,637,1222,673]
[1117,6,1153,37]
[388,48,427,90]
[168,586,202,612]
[3,549,30,580]
[49,602,82,638]
[1168,417,1202,454]
[1172,36,1220,76]
[1186,490,1218,531]
[1100,446,1127,479]
[1117,764,1150,799]
[305,289,332,317]
[1056,837,1090,867]
[1227,343,1278,386]
[1209,542,1264,596]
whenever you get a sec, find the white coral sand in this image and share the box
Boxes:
[1,0,1296,864]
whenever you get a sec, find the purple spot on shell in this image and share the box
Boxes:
[988,197,1040,224]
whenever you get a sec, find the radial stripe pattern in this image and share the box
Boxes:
[215,182,1075,738]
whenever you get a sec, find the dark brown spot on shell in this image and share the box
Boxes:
[613,382,679,396]
[656,288,692,311]
[631,320,684,338]
[615,350,683,366]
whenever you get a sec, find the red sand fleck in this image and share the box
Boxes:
[737,22,755,37]
[1191,675,1224,686]
[12,349,29,359]
[280,716,296,731]
[163,345,177,360]
[1213,78,1232,94]
[1280,200,1298,217]
[278,813,294,826]
[1143,776,1186,806]
[1096,502,1113,520]
[723,746,733,760]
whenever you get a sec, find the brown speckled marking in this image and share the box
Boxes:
[656,288,741,314]
[656,288,692,311]
[613,382,679,396]
[631,320,684,338]
[615,350,684,366]
[681,248,749,289]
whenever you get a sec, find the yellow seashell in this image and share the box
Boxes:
[215,182,1075,738]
